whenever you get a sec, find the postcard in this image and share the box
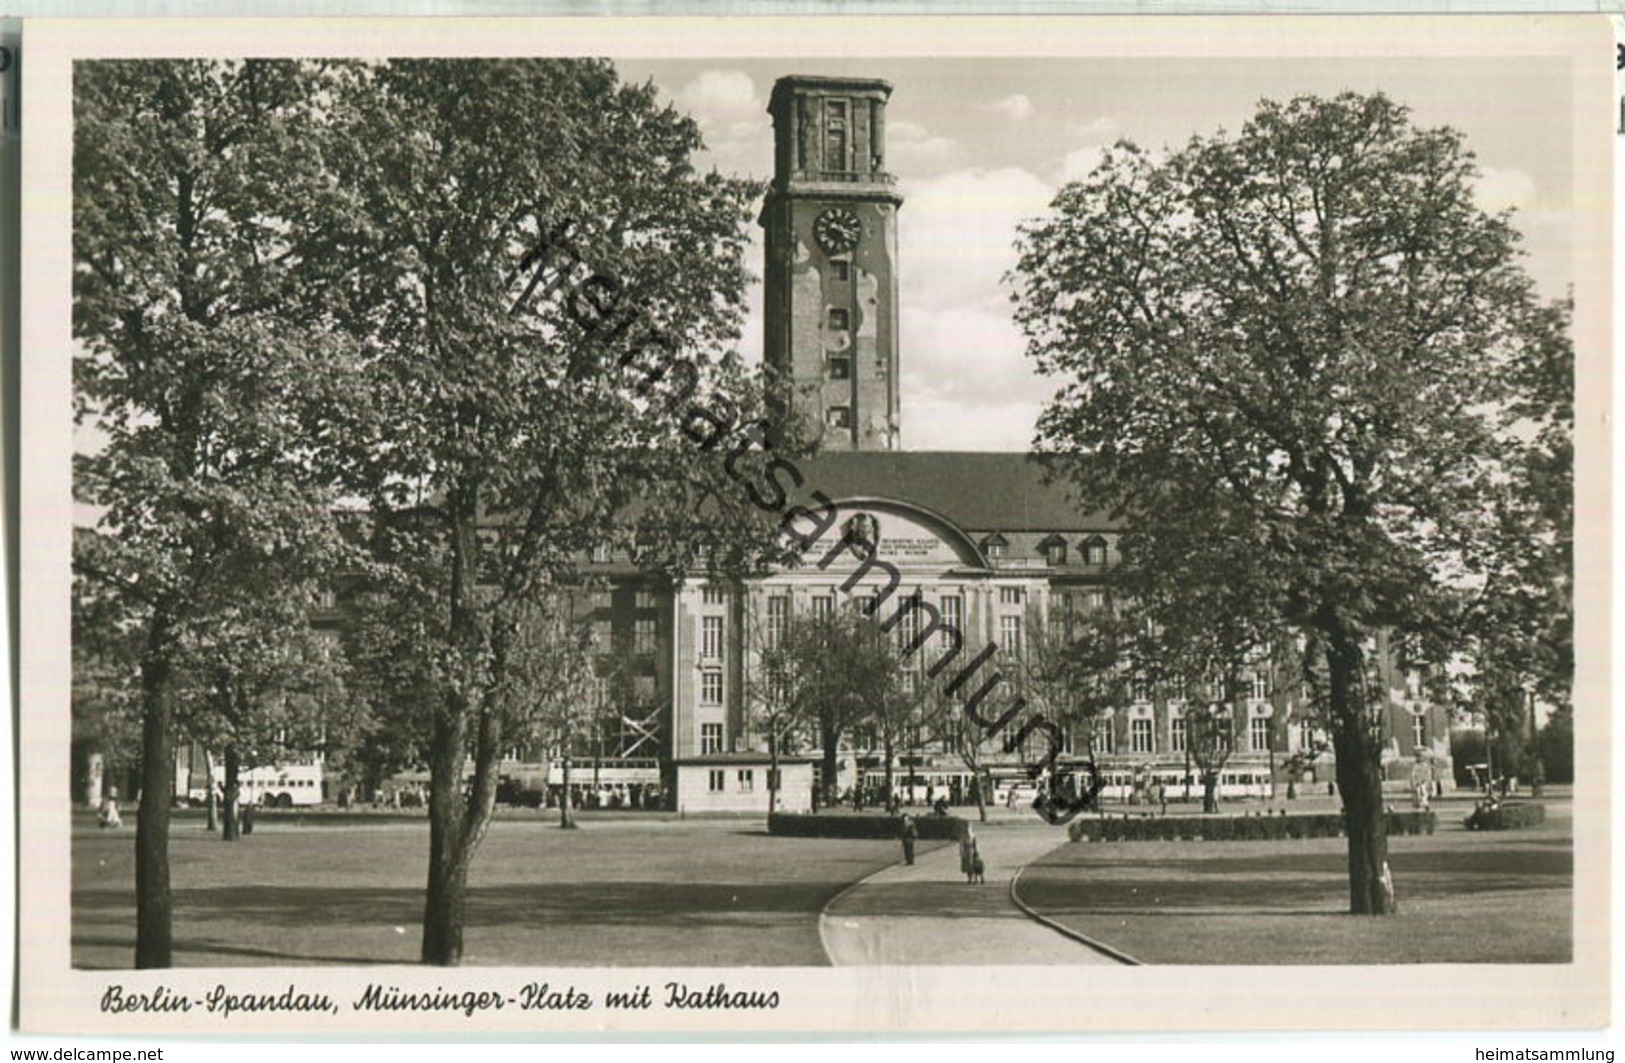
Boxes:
[16,13,1611,1034]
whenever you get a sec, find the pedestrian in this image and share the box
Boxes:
[898,812,918,865]
[97,787,122,829]
[1156,781,1167,815]
[958,822,982,884]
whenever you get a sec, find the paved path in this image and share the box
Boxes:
[820,824,1126,965]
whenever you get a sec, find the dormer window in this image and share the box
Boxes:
[981,534,1008,561]
[1039,534,1068,565]
[1082,536,1109,566]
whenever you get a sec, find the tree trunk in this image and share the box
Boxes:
[1202,771,1219,814]
[420,506,483,965]
[203,749,217,831]
[767,729,780,816]
[882,733,895,811]
[821,720,840,809]
[559,748,576,830]
[422,708,470,965]
[134,620,175,969]
[222,745,241,842]
[1328,633,1395,916]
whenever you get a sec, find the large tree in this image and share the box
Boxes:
[1006,605,1128,769]
[172,594,355,840]
[775,606,900,809]
[318,59,768,964]
[740,595,810,816]
[1013,93,1570,915]
[73,60,359,965]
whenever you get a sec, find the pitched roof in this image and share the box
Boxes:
[794,451,1119,533]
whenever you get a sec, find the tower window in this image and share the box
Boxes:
[831,260,850,281]
[825,99,849,172]
[826,406,851,428]
[828,307,849,331]
[829,357,851,380]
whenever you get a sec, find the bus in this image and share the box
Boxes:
[188,762,326,808]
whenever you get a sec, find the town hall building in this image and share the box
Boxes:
[519,74,1453,815]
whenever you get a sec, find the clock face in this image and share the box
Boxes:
[814,208,862,255]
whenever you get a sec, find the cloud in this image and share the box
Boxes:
[1476,166,1538,214]
[673,69,760,118]
[887,119,959,170]
[983,94,1035,122]
[1059,145,1109,182]
[897,166,1056,314]
[1065,116,1120,142]
[671,69,773,178]
[890,167,1062,448]
[900,303,1050,404]
[901,389,1047,452]
[1055,114,1123,183]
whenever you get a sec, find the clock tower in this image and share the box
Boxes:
[761,76,903,452]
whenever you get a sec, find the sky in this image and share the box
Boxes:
[616,56,1580,452]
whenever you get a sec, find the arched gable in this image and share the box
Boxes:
[799,495,990,570]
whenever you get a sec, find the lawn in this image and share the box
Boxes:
[73,816,930,969]
[1014,803,1572,964]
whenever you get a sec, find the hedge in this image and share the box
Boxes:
[768,812,967,840]
[1464,802,1546,831]
[1066,809,1437,843]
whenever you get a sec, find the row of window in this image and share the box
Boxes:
[1126,675,1273,704]
[589,536,1110,578]
[1077,716,1277,755]
[762,592,969,649]
[706,768,781,794]
[700,715,1280,761]
[980,535,1111,565]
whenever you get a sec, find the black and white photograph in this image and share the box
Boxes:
[15,14,1611,1035]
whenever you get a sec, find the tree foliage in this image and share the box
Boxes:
[1013,92,1570,914]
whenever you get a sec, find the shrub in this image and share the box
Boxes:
[1464,802,1546,831]
[767,812,966,840]
[1068,810,1436,842]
